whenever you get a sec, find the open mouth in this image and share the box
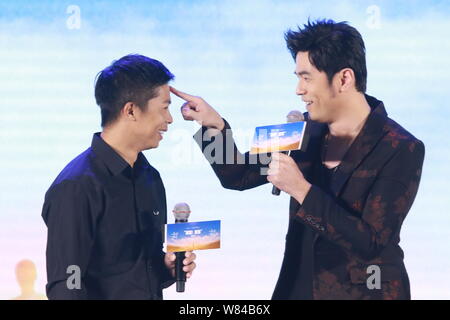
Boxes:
[304,100,313,109]
[158,129,167,138]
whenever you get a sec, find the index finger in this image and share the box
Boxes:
[185,251,196,260]
[165,252,176,261]
[271,152,280,160]
[170,86,197,101]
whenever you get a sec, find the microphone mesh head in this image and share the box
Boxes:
[173,202,191,220]
[286,110,304,123]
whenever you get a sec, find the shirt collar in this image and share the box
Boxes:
[365,93,387,117]
[91,133,150,176]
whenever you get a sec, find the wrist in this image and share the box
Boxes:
[207,117,225,131]
[292,182,312,205]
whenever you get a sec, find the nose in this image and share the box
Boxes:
[167,111,173,125]
[296,79,306,96]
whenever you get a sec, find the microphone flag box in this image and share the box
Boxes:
[166,220,221,252]
[250,121,306,154]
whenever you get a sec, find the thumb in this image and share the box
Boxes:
[181,102,200,121]
[165,252,176,263]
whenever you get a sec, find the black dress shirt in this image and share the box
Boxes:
[42,133,174,300]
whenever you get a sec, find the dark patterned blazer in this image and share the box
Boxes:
[194,94,425,300]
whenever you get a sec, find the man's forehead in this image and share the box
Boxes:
[295,52,316,74]
[154,84,170,97]
[295,51,310,65]
[147,85,171,105]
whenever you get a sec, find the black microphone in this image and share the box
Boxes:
[272,110,305,196]
[172,202,191,292]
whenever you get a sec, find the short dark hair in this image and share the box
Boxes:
[94,54,174,127]
[285,19,367,92]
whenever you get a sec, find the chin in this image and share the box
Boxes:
[308,112,326,123]
[308,112,318,122]
[143,142,158,150]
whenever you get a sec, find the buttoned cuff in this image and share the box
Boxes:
[295,185,326,233]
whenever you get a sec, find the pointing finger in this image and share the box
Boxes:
[170,86,197,102]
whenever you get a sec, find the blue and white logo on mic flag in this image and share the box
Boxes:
[250,121,306,154]
[166,220,221,252]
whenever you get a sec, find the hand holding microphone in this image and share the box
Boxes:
[267,109,312,203]
[271,110,305,196]
[164,202,197,292]
[268,152,311,203]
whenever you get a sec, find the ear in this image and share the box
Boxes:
[337,68,356,93]
[122,102,137,121]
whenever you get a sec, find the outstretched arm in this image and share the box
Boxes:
[171,86,269,191]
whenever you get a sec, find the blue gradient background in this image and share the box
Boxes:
[1,0,449,299]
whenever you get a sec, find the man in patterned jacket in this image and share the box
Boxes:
[171,19,425,300]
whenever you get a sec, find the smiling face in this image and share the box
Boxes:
[133,84,173,150]
[295,51,340,123]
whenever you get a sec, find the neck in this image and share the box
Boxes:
[328,93,371,138]
[101,126,139,167]
[20,285,35,296]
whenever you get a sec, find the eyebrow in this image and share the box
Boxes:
[164,100,171,105]
[294,71,311,76]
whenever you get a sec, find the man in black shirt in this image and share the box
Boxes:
[42,54,197,300]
